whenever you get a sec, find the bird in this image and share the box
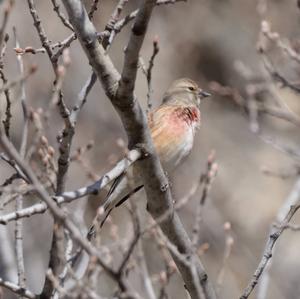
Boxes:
[87,78,210,237]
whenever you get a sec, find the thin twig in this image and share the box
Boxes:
[88,0,100,20]
[0,149,141,224]
[216,222,234,295]
[0,277,35,299]
[14,196,26,294]
[146,36,159,111]
[136,221,157,299]
[51,0,74,31]
[101,0,129,50]
[256,178,300,299]
[26,2,78,296]
[0,17,11,137]
[260,20,300,64]
[0,0,14,51]
[240,183,300,299]
[27,0,56,66]
[192,151,218,247]
[52,33,77,62]
[70,72,97,122]
[0,132,126,289]
[210,81,300,127]
[13,29,28,296]
[0,153,30,184]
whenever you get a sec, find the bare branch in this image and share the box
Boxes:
[0,0,14,51]
[51,0,74,31]
[52,34,77,62]
[0,9,11,138]
[0,153,30,184]
[142,36,159,111]
[192,151,218,247]
[240,178,300,299]
[62,1,216,298]
[0,133,129,289]
[14,196,26,293]
[216,222,234,295]
[0,277,36,299]
[10,30,29,288]
[27,0,56,66]
[101,0,129,50]
[0,149,141,224]
[256,178,300,299]
[88,0,100,20]
[260,20,300,64]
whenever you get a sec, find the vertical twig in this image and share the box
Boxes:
[0,227,16,282]
[137,239,157,299]
[14,196,26,295]
[0,0,14,50]
[216,222,234,295]
[0,0,14,137]
[88,0,100,20]
[192,151,218,247]
[101,0,129,50]
[146,36,159,112]
[1,33,11,137]
[26,1,71,297]
[14,28,28,158]
[13,28,28,295]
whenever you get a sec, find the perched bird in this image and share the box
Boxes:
[87,78,210,235]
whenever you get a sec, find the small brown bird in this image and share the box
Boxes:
[88,78,210,235]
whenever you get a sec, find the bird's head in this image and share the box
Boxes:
[162,78,211,107]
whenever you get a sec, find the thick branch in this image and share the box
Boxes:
[62,1,216,298]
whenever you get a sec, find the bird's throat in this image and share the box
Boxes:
[175,106,200,126]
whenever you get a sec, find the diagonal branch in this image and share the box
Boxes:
[0,149,141,224]
[241,178,300,299]
[0,277,36,299]
[0,133,126,290]
[62,1,216,298]
[240,178,300,299]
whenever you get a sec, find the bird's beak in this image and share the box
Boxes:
[199,90,211,98]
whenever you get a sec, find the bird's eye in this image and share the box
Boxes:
[188,86,196,91]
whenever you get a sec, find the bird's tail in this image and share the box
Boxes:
[85,172,143,239]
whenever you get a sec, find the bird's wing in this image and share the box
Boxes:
[88,166,143,236]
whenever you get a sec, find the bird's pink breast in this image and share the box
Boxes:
[150,105,200,172]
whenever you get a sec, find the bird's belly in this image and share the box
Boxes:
[158,126,194,173]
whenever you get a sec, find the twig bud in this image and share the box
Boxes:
[48,146,55,157]
[40,135,48,146]
[223,221,231,231]
[29,64,38,74]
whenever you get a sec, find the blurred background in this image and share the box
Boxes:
[1,0,300,298]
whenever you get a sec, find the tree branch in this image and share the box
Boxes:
[62,1,216,298]
[256,178,300,299]
[0,149,141,224]
[0,277,36,299]
[240,178,300,299]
